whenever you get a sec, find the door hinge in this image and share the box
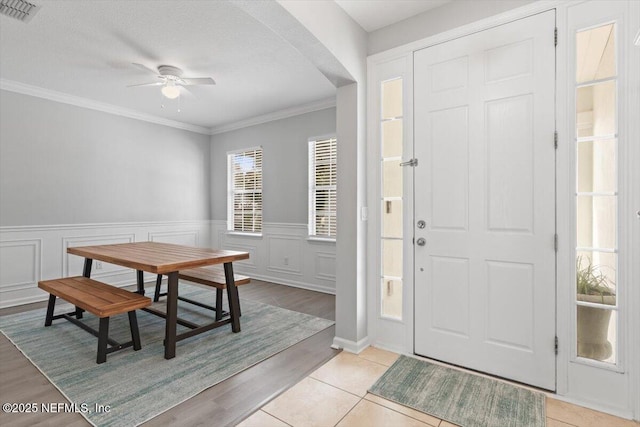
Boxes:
[400,158,418,167]
[555,336,559,355]
[554,234,558,252]
[554,27,558,46]
[554,131,558,149]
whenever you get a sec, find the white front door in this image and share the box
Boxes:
[413,11,557,390]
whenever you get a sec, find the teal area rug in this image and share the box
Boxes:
[369,355,545,427]
[0,284,334,427]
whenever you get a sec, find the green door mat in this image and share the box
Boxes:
[369,355,545,427]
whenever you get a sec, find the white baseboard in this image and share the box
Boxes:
[546,393,635,421]
[241,272,335,295]
[331,336,370,354]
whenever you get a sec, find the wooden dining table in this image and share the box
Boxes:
[67,241,250,359]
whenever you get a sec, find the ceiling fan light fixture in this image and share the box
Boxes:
[161,82,180,99]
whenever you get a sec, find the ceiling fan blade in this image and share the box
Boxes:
[127,82,163,87]
[132,63,159,76]
[181,77,216,85]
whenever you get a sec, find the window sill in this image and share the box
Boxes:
[307,236,336,243]
[226,231,263,238]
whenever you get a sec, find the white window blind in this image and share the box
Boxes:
[309,137,337,238]
[228,147,262,233]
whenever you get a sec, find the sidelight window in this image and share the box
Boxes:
[380,78,404,320]
[574,23,618,365]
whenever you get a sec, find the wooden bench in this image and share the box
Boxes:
[154,266,250,321]
[38,277,152,364]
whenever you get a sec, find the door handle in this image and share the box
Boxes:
[400,158,418,167]
[416,238,426,246]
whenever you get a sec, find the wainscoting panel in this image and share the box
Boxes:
[212,221,335,295]
[0,221,211,308]
[267,235,303,276]
[314,252,337,282]
[0,239,42,307]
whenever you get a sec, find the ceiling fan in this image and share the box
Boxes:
[128,63,216,99]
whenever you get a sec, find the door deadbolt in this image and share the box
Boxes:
[417,220,426,229]
[416,238,426,246]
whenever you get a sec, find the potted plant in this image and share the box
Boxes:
[576,255,616,361]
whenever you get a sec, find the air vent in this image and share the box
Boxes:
[0,0,40,23]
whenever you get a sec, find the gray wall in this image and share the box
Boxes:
[0,90,211,226]
[210,107,336,224]
[368,0,535,55]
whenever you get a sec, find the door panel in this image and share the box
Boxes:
[414,11,556,390]
[431,106,469,230]
[486,94,534,232]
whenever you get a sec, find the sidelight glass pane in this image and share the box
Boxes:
[382,200,403,238]
[382,159,402,198]
[577,307,617,364]
[576,24,615,84]
[382,239,402,277]
[576,251,616,305]
[381,278,403,320]
[577,139,616,193]
[576,81,616,137]
[382,119,403,158]
[382,78,403,119]
[576,196,616,249]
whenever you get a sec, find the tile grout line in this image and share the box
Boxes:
[356,354,397,369]
[545,415,580,427]
[260,409,294,427]
[361,397,443,427]
[260,407,294,426]
[306,375,367,399]
[306,373,444,427]
[331,395,364,426]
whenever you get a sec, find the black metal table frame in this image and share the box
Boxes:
[80,258,241,359]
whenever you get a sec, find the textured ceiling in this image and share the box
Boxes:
[0,0,336,129]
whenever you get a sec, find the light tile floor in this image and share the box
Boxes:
[238,347,640,427]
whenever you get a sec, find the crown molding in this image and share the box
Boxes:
[0,79,211,135]
[1,79,336,136]
[210,97,336,135]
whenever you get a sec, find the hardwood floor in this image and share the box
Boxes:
[0,280,338,427]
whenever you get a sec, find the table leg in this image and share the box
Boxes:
[136,270,145,295]
[224,262,241,333]
[82,258,93,278]
[76,258,92,318]
[164,271,179,359]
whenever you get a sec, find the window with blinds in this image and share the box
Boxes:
[309,137,337,238]
[227,147,263,233]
